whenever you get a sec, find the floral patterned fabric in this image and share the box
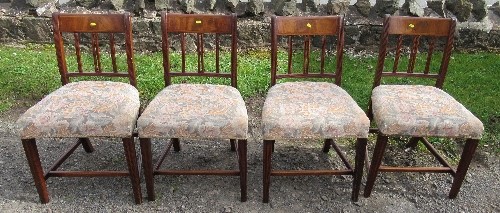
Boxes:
[17,81,140,139]
[262,82,370,140]
[137,84,248,139]
[372,85,483,139]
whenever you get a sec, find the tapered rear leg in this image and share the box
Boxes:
[238,139,247,202]
[323,139,332,153]
[140,138,155,201]
[79,137,94,153]
[172,138,181,152]
[405,137,422,149]
[230,139,236,152]
[123,137,142,204]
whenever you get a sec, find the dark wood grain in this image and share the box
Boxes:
[161,12,238,87]
[52,12,136,86]
[142,12,246,203]
[366,15,477,200]
[270,15,344,86]
[372,15,456,89]
[275,16,341,36]
[265,15,364,203]
[21,13,142,205]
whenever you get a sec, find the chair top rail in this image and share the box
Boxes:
[52,12,136,87]
[161,12,238,88]
[270,15,345,86]
[373,15,456,89]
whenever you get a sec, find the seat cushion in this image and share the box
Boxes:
[262,82,370,140]
[17,81,140,139]
[137,84,248,139]
[372,85,483,139]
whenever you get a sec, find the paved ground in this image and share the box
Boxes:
[1,97,499,212]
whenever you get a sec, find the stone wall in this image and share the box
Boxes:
[0,0,499,52]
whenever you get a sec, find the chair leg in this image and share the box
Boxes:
[230,139,236,152]
[238,139,248,202]
[322,139,332,153]
[449,138,479,198]
[79,138,94,153]
[122,137,142,204]
[352,138,367,202]
[21,139,49,204]
[364,134,388,198]
[172,138,181,152]
[405,137,421,149]
[263,140,274,203]
[140,138,155,201]
[367,100,374,121]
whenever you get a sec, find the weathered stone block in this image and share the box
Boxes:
[26,0,54,8]
[355,0,372,17]
[76,0,98,8]
[344,25,361,46]
[132,19,161,52]
[374,0,398,17]
[226,0,238,11]
[0,17,22,42]
[427,0,445,16]
[446,0,473,22]
[21,17,52,43]
[209,0,217,10]
[247,0,265,15]
[106,0,125,10]
[470,0,487,20]
[275,0,298,16]
[179,0,196,13]
[238,19,270,48]
[492,2,500,17]
[402,0,425,17]
[304,0,320,12]
[35,2,58,17]
[155,0,168,10]
[326,0,350,15]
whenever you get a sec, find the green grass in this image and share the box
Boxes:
[0,44,498,152]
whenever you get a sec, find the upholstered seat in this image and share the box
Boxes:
[372,85,483,139]
[17,81,140,139]
[262,81,370,140]
[138,84,248,139]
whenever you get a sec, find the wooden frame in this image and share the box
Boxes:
[161,13,238,88]
[270,15,345,86]
[139,12,247,202]
[364,15,479,199]
[21,13,142,204]
[263,15,367,203]
[53,13,137,86]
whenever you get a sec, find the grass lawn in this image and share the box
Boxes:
[0,44,498,151]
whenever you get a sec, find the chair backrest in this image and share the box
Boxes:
[270,15,345,86]
[161,12,238,88]
[373,15,456,89]
[52,13,136,87]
